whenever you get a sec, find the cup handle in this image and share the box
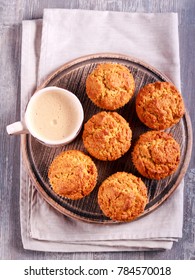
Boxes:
[6,121,29,135]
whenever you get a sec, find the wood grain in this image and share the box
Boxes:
[1,0,195,260]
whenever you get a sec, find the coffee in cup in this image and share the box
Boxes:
[6,86,84,146]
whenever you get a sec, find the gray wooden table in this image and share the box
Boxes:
[0,0,194,260]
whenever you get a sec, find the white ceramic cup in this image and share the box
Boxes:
[6,86,84,146]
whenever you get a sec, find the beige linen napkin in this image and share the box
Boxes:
[20,10,184,252]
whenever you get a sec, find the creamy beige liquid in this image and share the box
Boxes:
[26,90,80,142]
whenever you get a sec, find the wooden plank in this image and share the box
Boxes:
[0,24,22,258]
[0,0,22,24]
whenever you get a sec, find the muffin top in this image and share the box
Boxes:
[132,131,181,180]
[136,81,185,130]
[98,172,148,222]
[86,63,135,110]
[48,150,97,200]
[82,111,132,161]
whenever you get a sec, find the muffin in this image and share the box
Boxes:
[136,81,185,130]
[132,131,180,180]
[86,63,135,110]
[98,172,148,222]
[82,111,132,161]
[48,150,98,200]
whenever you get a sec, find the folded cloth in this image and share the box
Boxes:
[20,9,184,252]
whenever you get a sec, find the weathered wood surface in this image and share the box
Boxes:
[0,0,195,260]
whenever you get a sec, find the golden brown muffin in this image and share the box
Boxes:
[98,172,148,222]
[86,63,135,110]
[82,111,132,161]
[136,81,185,130]
[132,131,180,180]
[48,150,98,200]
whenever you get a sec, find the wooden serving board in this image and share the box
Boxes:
[21,53,192,223]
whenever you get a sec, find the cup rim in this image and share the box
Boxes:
[25,86,84,146]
